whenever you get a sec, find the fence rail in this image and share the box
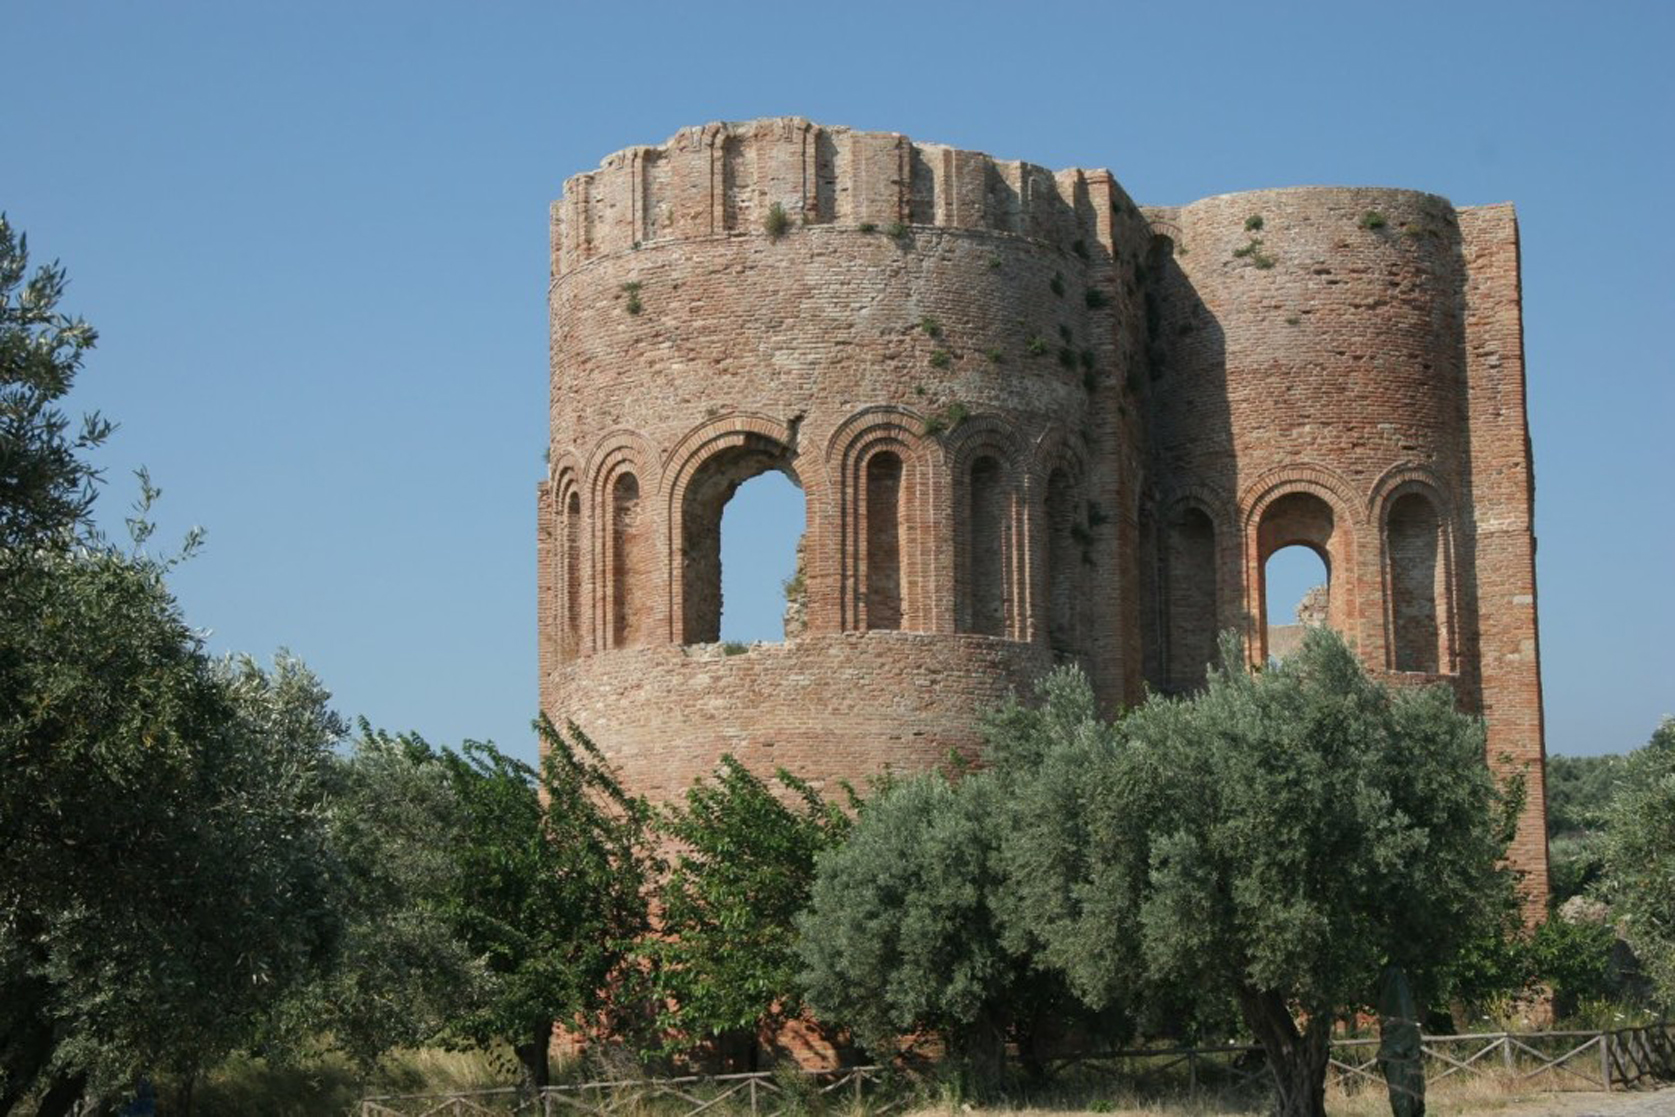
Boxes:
[360,1024,1675,1116]
[361,1066,896,1117]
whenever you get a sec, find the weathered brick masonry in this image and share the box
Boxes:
[539,118,1549,911]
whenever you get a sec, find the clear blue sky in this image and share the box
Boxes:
[7,1,1670,760]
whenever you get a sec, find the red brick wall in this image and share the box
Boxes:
[540,119,1548,913]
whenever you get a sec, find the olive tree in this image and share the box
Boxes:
[0,548,343,1114]
[796,770,1086,1091]
[1603,717,1675,1008]
[259,724,483,1069]
[0,212,111,548]
[998,631,1515,1117]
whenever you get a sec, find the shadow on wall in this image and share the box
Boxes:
[1138,233,1232,695]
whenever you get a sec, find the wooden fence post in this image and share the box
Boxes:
[1600,1032,1612,1091]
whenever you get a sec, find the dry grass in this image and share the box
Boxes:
[192,1044,505,1115]
[190,1046,1657,1117]
[898,1065,1642,1117]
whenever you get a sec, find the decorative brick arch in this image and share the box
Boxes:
[549,453,584,659]
[945,416,1030,640]
[1239,464,1364,664]
[1370,466,1459,675]
[825,406,937,633]
[662,412,811,645]
[1144,216,1184,245]
[1029,428,1091,653]
[1155,484,1236,690]
[584,430,661,652]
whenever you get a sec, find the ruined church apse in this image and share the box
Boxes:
[535,118,1548,911]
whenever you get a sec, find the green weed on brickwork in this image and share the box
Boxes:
[1233,238,1276,270]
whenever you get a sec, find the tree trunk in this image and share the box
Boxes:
[1013,1012,1048,1083]
[0,975,55,1114]
[515,1020,553,1100]
[171,1069,198,1117]
[33,1070,87,1117]
[1237,987,1330,1117]
[951,1011,1009,1099]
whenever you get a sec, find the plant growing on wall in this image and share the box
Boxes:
[1233,238,1275,270]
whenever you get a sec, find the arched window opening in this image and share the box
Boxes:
[1045,468,1081,653]
[1388,492,1444,673]
[864,452,903,631]
[564,490,582,653]
[1263,545,1329,664]
[682,440,804,645]
[610,473,642,648]
[1257,490,1340,664]
[1164,506,1217,691]
[964,455,1009,637]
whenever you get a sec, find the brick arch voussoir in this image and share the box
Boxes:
[826,405,936,475]
[1145,217,1184,245]
[549,452,583,507]
[1158,482,1235,541]
[945,414,1029,481]
[1029,425,1091,490]
[1367,463,1456,524]
[1239,463,1364,540]
[661,411,807,523]
[584,429,662,509]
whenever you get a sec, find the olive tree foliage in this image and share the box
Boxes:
[642,756,850,1064]
[1603,717,1675,1008]
[0,547,343,1114]
[439,719,653,1095]
[796,769,1089,1091]
[0,213,111,549]
[997,631,1515,1117]
[260,724,483,1069]
[1546,752,1623,905]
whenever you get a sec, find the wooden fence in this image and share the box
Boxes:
[360,1065,896,1117]
[359,1023,1675,1116]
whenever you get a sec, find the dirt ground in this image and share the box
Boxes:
[1484,1085,1675,1116]
[935,1083,1675,1117]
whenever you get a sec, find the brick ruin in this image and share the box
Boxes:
[537,118,1548,911]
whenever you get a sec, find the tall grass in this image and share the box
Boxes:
[190,1045,503,1115]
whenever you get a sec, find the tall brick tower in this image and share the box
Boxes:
[538,119,1548,910]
